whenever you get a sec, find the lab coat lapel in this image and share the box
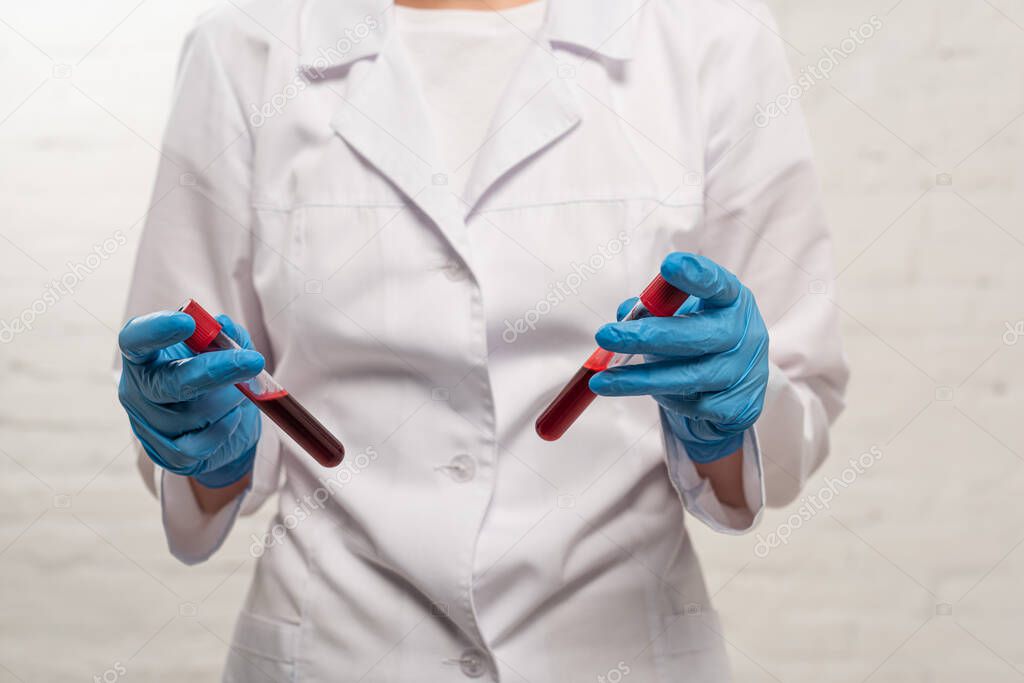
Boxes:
[328,40,473,268]
[460,42,582,217]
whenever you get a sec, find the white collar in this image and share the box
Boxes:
[298,0,643,72]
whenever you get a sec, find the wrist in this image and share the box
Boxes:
[188,472,252,515]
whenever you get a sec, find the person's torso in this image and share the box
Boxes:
[217,0,732,680]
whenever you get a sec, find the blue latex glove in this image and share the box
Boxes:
[590,253,770,463]
[117,311,265,488]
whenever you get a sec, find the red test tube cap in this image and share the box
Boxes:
[180,299,222,353]
[639,275,689,317]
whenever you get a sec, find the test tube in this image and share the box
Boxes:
[179,299,345,468]
[535,274,690,441]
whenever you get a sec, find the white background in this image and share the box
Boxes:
[1,0,1023,680]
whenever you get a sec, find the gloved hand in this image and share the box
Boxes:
[117,311,265,488]
[590,253,770,463]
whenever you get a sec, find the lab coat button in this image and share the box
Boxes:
[442,454,476,483]
[458,649,486,678]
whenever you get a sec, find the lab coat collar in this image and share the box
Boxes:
[327,43,473,275]
[298,0,392,74]
[460,44,581,216]
[298,0,642,72]
[544,0,643,62]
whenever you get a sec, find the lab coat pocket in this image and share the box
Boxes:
[223,610,300,683]
[652,608,732,682]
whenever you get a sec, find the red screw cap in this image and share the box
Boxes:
[639,275,689,317]
[179,299,222,353]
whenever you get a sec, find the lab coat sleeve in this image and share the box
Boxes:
[664,1,850,531]
[120,22,283,564]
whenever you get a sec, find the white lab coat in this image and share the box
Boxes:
[123,0,848,680]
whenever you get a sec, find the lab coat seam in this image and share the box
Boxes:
[463,120,582,219]
[328,111,443,229]
[192,27,256,186]
[227,610,302,664]
[461,285,501,658]
[291,516,327,682]
[473,195,703,215]
[253,195,703,215]
[252,201,406,212]
[745,427,767,525]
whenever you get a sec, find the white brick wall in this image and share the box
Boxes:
[0,0,1021,680]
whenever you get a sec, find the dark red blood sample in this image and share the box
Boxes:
[237,386,345,468]
[534,275,690,441]
[535,348,614,441]
[535,365,599,441]
[179,299,347,469]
